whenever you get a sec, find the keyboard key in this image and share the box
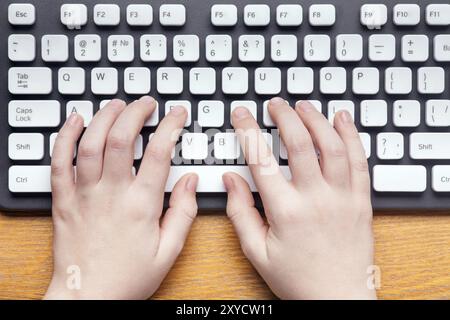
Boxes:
[206,35,233,62]
[8,67,52,95]
[360,4,387,29]
[134,135,143,160]
[359,133,371,159]
[377,133,404,160]
[287,67,314,95]
[74,34,101,62]
[222,68,248,95]
[160,4,186,26]
[432,166,450,192]
[426,4,450,26]
[360,100,387,127]
[336,34,363,62]
[94,4,120,26]
[140,35,167,62]
[255,68,281,95]
[309,4,336,26]
[373,165,426,192]
[369,34,396,61]
[263,99,289,127]
[418,67,445,95]
[8,133,44,160]
[58,68,85,95]
[244,5,271,26]
[276,5,303,27]
[320,67,346,95]
[124,68,151,95]
[328,101,355,124]
[401,35,429,62]
[91,68,118,95]
[304,35,331,62]
[182,133,208,160]
[42,35,69,62]
[271,35,298,62]
[198,101,225,128]
[214,133,240,160]
[8,34,35,62]
[173,35,200,62]
[9,3,35,25]
[434,35,450,62]
[385,68,412,95]
[127,4,153,26]
[61,4,88,29]
[108,35,134,62]
[410,133,450,159]
[393,4,421,26]
[9,166,52,193]
[8,100,60,128]
[425,100,450,127]
[352,68,380,95]
[165,101,192,127]
[157,67,183,94]
[66,101,93,127]
[239,35,265,62]
[393,100,421,127]
[230,101,257,125]
[143,101,159,127]
[190,68,216,95]
[211,4,238,26]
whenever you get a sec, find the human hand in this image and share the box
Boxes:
[44,97,198,300]
[223,98,376,300]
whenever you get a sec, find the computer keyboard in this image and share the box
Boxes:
[1,0,450,212]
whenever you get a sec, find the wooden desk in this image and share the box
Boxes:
[0,211,449,300]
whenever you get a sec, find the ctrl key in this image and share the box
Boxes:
[9,166,51,193]
[432,166,450,192]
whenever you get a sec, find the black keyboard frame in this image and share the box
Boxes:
[1,0,450,212]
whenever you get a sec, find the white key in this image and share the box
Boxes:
[327,101,355,124]
[361,4,387,29]
[108,35,134,62]
[418,67,445,94]
[402,35,429,62]
[182,133,208,160]
[393,4,421,26]
[140,35,167,62]
[149,133,175,160]
[393,100,421,127]
[9,3,35,25]
[127,4,153,26]
[9,166,52,193]
[198,101,225,128]
[230,101,257,125]
[271,35,298,62]
[134,135,143,160]
[426,100,450,127]
[239,35,265,62]
[165,166,291,193]
[255,68,281,95]
[206,35,233,62]
[304,35,331,62]
[377,132,404,160]
[410,133,450,159]
[360,100,387,127]
[157,67,183,94]
[173,35,200,62]
[276,5,303,27]
[61,4,88,29]
[8,100,60,127]
[432,166,450,192]
[211,4,238,26]
[124,68,151,95]
[8,67,52,95]
[434,35,450,62]
[426,4,450,26]
[58,68,85,95]
[67,101,93,127]
[244,5,270,26]
[160,4,186,26]
[74,34,101,62]
[91,68,118,95]
[190,68,216,95]
[359,133,371,159]
[100,100,112,109]
[279,134,288,160]
[8,133,44,160]
[309,4,336,26]
[320,67,346,94]
[385,67,412,95]
[214,133,240,160]
[302,100,323,113]
[369,34,396,61]
[144,101,159,127]
[373,165,426,192]
[8,34,35,62]
[51,132,77,159]
[262,99,291,128]
[287,67,314,95]
[94,4,120,26]
[336,34,363,62]
[165,101,192,127]
[352,68,379,95]
[42,35,69,62]
[222,68,248,95]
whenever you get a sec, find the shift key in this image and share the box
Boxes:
[8,67,52,94]
[410,133,450,159]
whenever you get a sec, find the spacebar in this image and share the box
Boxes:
[166,166,292,192]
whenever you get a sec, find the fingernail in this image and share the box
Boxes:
[140,96,154,104]
[67,113,79,126]
[270,97,285,106]
[222,174,235,191]
[186,174,198,192]
[232,107,250,120]
[297,101,315,112]
[339,110,352,124]
[170,105,186,116]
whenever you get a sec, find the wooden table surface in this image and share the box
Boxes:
[0,211,449,300]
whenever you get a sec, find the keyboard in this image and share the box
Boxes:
[1,0,450,212]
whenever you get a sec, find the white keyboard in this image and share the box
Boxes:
[1,0,450,211]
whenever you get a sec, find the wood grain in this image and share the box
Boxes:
[0,211,449,300]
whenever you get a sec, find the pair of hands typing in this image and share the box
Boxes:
[44,97,376,300]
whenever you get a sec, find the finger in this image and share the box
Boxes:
[157,174,198,265]
[102,96,156,183]
[51,113,84,197]
[223,173,268,266]
[76,99,126,186]
[231,106,290,204]
[334,111,371,197]
[268,97,322,189]
[136,106,187,197]
[295,101,350,189]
